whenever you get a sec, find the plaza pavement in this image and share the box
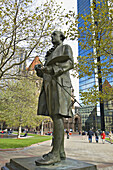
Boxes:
[0,134,113,170]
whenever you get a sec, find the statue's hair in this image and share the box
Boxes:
[52,31,66,42]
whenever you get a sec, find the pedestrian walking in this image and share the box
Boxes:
[66,129,69,139]
[79,131,81,135]
[87,129,93,143]
[109,131,113,144]
[82,131,86,140]
[95,130,99,143]
[101,131,106,144]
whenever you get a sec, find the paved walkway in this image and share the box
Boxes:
[0,135,113,170]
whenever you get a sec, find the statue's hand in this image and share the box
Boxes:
[42,66,53,74]
[55,62,61,66]
[54,67,63,77]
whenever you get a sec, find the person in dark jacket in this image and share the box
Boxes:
[88,129,93,143]
[82,131,86,140]
[95,130,99,143]
[66,129,69,139]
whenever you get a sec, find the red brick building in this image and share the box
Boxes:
[27,56,42,73]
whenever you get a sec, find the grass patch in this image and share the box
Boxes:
[0,134,52,149]
[106,138,113,143]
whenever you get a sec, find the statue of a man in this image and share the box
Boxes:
[35,31,74,165]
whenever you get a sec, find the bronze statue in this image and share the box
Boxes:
[35,31,74,165]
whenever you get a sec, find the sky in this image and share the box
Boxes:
[57,0,79,104]
[33,0,79,104]
[57,0,78,61]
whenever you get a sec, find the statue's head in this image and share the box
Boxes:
[51,31,66,45]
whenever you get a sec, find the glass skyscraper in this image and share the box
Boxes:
[77,0,113,131]
[77,0,95,98]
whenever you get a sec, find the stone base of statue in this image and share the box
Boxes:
[1,157,97,170]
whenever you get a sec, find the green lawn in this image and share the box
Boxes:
[106,137,113,143]
[0,133,52,149]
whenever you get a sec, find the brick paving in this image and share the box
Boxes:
[0,135,113,170]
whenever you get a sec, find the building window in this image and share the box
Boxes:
[106,117,107,123]
[109,117,111,123]
[106,101,108,108]
[112,101,113,107]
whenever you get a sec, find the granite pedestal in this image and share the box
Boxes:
[1,157,97,170]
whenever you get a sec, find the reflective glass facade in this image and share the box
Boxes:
[77,0,95,97]
[77,0,96,128]
[77,0,113,131]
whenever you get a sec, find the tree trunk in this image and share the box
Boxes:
[18,125,21,138]
[0,122,3,131]
[41,121,44,135]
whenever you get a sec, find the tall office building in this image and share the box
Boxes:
[77,0,113,131]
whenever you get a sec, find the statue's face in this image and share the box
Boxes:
[51,31,62,45]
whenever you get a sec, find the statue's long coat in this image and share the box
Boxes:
[37,44,74,118]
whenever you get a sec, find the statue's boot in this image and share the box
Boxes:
[43,151,66,160]
[60,151,66,160]
[35,153,60,166]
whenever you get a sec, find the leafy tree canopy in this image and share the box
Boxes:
[72,0,113,105]
[0,0,76,80]
[0,77,39,128]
